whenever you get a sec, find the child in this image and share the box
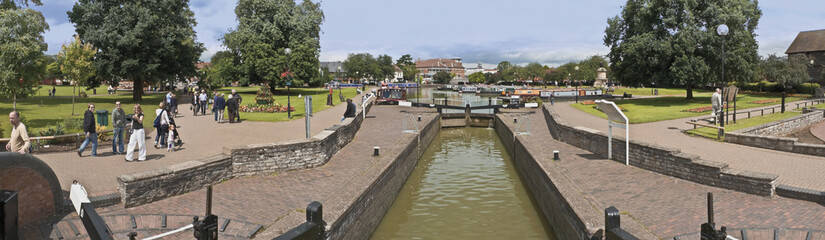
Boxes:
[167,124,176,151]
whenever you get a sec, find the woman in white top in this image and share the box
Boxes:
[155,101,171,148]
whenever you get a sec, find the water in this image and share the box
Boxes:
[403,87,502,114]
[370,127,556,240]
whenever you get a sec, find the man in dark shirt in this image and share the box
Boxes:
[78,103,98,157]
[343,98,356,121]
[232,89,242,122]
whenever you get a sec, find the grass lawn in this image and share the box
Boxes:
[215,87,359,122]
[570,93,805,123]
[1,93,165,138]
[685,111,801,140]
[611,87,712,96]
[31,85,110,97]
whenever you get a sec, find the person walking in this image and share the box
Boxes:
[711,88,723,123]
[154,102,171,148]
[6,111,30,155]
[232,89,242,122]
[77,103,98,157]
[199,90,208,116]
[213,91,220,121]
[226,94,238,124]
[215,93,226,123]
[126,104,146,161]
[111,101,126,154]
[169,93,178,118]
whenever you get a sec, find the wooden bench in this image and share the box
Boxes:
[686,121,725,140]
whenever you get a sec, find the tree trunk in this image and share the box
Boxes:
[133,77,144,101]
[268,82,277,98]
[686,85,694,100]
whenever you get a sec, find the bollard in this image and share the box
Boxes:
[700,192,728,240]
[417,115,421,122]
[553,150,560,161]
[514,118,518,123]
[605,206,620,230]
[128,232,137,240]
[0,190,19,240]
[373,147,380,157]
[306,201,323,224]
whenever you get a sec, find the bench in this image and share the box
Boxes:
[686,121,725,140]
[622,92,633,99]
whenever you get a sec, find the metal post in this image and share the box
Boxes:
[205,186,212,216]
[305,96,312,138]
[707,192,714,224]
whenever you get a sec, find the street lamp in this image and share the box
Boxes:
[285,47,292,119]
[574,66,580,103]
[811,59,816,98]
[717,24,728,126]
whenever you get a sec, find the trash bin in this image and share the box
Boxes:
[96,109,109,126]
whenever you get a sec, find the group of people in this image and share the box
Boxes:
[75,102,148,161]
[191,89,243,123]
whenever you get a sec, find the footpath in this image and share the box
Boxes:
[498,109,825,239]
[552,99,825,192]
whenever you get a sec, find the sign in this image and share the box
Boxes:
[540,91,553,97]
[594,100,630,165]
[724,86,738,102]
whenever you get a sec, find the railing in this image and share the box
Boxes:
[402,114,419,133]
[514,116,530,135]
[0,129,114,153]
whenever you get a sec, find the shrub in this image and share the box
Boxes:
[794,83,820,95]
[63,118,83,133]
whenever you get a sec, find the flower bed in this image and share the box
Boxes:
[748,99,780,104]
[240,103,295,113]
[682,105,728,113]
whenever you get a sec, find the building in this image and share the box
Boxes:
[415,58,466,80]
[320,61,348,82]
[786,29,825,83]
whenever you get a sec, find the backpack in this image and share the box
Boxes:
[153,110,164,128]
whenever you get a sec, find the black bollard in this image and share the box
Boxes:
[553,151,560,161]
[128,232,138,240]
[417,115,421,122]
[373,147,380,157]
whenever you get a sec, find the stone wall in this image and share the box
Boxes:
[495,115,603,240]
[726,111,825,157]
[741,111,825,136]
[543,106,778,197]
[118,100,373,208]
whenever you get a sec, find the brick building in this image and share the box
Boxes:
[786,29,824,83]
[415,58,465,80]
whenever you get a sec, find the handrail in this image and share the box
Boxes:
[514,116,530,135]
[402,114,419,133]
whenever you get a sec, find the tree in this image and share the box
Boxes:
[396,54,418,82]
[223,0,323,94]
[0,3,47,109]
[342,53,374,82]
[69,0,204,101]
[523,62,545,83]
[433,71,451,84]
[605,0,761,99]
[57,35,96,115]
[761,54,809,91]
[468,72,485,84]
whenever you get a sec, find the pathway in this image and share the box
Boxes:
[551,99,825,192]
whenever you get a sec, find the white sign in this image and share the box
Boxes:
[525,103,539,108]
[399,101,412,107]
[595,100,630,165]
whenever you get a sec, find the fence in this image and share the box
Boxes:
[0,130,115,153]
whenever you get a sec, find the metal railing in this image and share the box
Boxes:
[0,129,114,153]
[515,116,530,135]
[402,114,419,133]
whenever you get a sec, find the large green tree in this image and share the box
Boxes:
[206,50,239,88]
[342,53,374,81]
[605,0,761,99]
[468,71,485,84]
[69,0,204,101]
[0,1,47,109]
[223,0,323,94]
[396,54,418,82]
[57,35,96,115]
[761,54,810,91]
[433,71,452,84]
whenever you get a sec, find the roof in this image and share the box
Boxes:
[415,58,464,69]
[195,62,211,69]
[320,61,345,73]
[786,29,825,54]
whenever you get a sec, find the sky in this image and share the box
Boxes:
[32,0,825,68]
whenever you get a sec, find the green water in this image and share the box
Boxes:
[370,127,556,239]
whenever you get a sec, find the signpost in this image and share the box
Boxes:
[305,96,313,139]
[595,100,630,165]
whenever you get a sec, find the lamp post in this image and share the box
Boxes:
[285,47,292,119]
[717,24,728,127]
[811,59,816,98]
[574,66,580,103]
[337,66,342,101]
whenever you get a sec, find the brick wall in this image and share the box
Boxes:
[543,106,777,197]
[726,111,825,157]
[0,167,54,226]
[118,100,374,208]
[495,115,603,240]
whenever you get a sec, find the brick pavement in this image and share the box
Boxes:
[35,105,439,239]
[498,109,825,239]
[551,99,825,192]
[33,91,369,196]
